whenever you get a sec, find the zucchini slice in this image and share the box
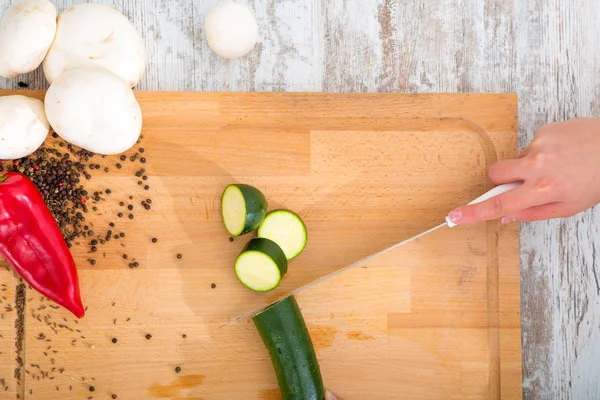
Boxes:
[235,238,287,292]
[257,210,307,260]
[221,184,268,237]
[253,296,325,400]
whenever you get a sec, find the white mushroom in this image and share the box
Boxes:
[0,95,49,160]
[44,68,142,155]
[43,3,146,88]
[205,0,258,59]
[0,0,57,79]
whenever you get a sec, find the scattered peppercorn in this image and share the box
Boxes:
[144,185,150,190]
[140,157,146,163]
[123,254,128,259]
[111,338,117,344]
[105,189,112,194]
[116,163,122,169]
[118,212,123,218]
[128,205,133,211]
[152,238,157,243]
[229,237,234,242]
[211,283,216,289]
[89,386,95,392]
[112,395,118,399]
[128,214,134,220]
[145,334,152,340]
[177,254,182,259]
[89,259,96,265]
[139,148,145,153]
[109,222,115,227]
[91,246,97,252]
[120,155,126,161]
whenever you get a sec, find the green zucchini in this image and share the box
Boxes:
[257,210,307,260]
[221,184,268,237]
[235,238,288,292]
[253,296,325,400]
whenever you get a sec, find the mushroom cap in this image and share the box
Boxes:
[45,68,143,155]
[0,95,50,160]
[43,3,146,88]
[0,0,57,79]
[205,0,258,59]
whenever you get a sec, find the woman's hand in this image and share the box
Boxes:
[448,118,600,224]
[326,390,338,400]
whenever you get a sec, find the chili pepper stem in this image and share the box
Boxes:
[0,175,7,183]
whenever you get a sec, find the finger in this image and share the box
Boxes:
[488,158,528,185]
[448,184,542,224]
[325,390,338,400]
[503,202,575,223]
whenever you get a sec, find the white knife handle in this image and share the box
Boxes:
[446,182,522,227]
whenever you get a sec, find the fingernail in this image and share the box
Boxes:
[448,210,463,224]
[325,391,338,400]
[501,216,517,224]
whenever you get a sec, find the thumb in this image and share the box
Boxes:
[325,390,338,400]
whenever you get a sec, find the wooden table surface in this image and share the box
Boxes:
[0,1,599,399]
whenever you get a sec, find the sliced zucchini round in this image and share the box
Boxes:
[221,184,268,237]
[257,210,307,260]
[235,238,288,292]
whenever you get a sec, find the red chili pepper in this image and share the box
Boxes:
[0,172,84,318]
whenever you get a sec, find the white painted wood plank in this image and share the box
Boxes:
[516,1,600,398]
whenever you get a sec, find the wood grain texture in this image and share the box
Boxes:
[0,0,598,399]
[0,91,521,399]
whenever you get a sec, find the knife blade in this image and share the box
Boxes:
[220,182,521,328]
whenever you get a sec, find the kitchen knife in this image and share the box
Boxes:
[220,182,522,328]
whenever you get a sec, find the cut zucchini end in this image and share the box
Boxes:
[257,210,308,260]
[235,250,283,292]
[221,185,248,236]
[221,183,268,237]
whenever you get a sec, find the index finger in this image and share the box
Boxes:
[447,184,542,225]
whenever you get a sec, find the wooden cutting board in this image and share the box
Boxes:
[0,91,521,400]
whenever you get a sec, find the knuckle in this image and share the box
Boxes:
[528,152,549,171]
[490,197,505,215]
[533,178,561,198]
